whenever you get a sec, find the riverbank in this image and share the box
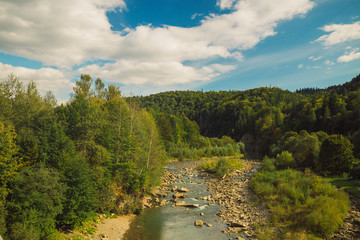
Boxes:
[94,215,136,240]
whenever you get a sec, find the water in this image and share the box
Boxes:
[123,161,228,240]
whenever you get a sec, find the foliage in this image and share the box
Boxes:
[198,157,243,178]
[7,166,65,239]
[251,168,350,238]
[274,151,295,169]
[135,74,360,157]
[319,134,356,175]
[0,75,167,238]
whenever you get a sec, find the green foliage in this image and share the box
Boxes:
[198,157,243,178]
[0,122,20,184]
[215,158,243,177]
[274,151,295,169]
[273,131,322,170]
[168,138,245,160]
[57,157,96,229]
[0,75,168,237]
[7,166,65,239]
[251,169,350,238]
[261,156,276,172]
[319,134,356,175]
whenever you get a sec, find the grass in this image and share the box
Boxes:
[326,176,360,198]
[251,169,351,239]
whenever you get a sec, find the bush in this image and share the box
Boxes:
[215,158,242,177]
[261,156,276,172]
[274,151,294,169]
[198,158,242,178]
[251,169,350,238]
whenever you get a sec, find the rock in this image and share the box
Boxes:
[200,212,204,216]
[229,221,245,228]
[173,192,186,199]
[153,190,168,198]
[194,220,204,227]
[175,201,186,207]
[160,199,167,206]
[186,204,199,208]
[178,187,190,192]
[206,223,212,227]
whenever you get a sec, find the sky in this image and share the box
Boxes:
[0,0,359,102]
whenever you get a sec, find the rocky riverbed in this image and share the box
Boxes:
[158,159,270,239]
[201,160,270,238]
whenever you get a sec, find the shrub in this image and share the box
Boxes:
[198,158,242,178]
[274,151,295,169]
[251,169,350,238]
[261,156,276,172]
[215,158,242,177]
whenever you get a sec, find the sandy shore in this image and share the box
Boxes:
[94,215,136,240]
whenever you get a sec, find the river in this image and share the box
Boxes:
[122,160,229,240]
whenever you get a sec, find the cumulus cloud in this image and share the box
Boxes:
[0,0,315,93]
[337,48,360,63]
[0,62,73,96]
[298,64,304,69]
[315,21,360,46]
[0,0,126,68]
[78,60,236,86]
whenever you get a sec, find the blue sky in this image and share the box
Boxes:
[0,0,359,102]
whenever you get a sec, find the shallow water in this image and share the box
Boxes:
[123,161,228,240]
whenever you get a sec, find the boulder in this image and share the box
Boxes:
[194,220,204,227]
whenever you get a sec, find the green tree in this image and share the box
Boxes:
[7,166,65,239]
[319,135,356,175]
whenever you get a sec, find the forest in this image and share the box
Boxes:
[0,73,359,239]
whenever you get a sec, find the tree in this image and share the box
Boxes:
[319,135,356,175]
[73,74,93,98]
[7,166,65,239]
[57,156,95,229]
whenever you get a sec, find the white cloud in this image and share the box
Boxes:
[0,0,126,68]
[309,55,323,61]
[298,64,304,69]
[337,48,360,63]
[0,0,315,95]
[217,0,238,10]
[315,21,360,46]
[78,60,235,86]
[0,62,73,98]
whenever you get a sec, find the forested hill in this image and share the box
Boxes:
[134,74,360,155]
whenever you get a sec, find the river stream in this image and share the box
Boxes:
[123,161,229,240]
